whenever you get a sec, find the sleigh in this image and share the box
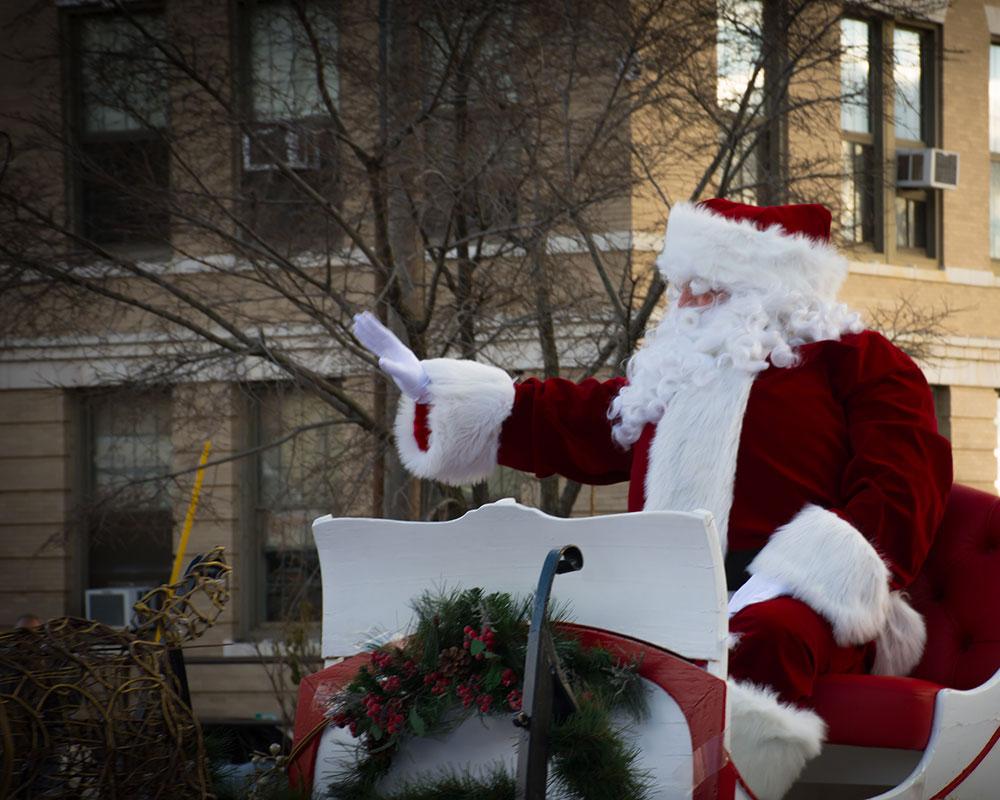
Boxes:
[290,484,1000,799]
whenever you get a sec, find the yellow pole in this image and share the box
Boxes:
[155,440,213,645]
[169,440,213,586]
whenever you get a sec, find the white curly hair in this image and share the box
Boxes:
[608,283,862,447]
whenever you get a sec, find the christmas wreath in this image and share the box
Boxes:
[323,588,652,800]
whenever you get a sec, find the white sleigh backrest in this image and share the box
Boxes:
[312,500,730,678]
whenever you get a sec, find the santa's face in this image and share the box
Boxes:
[677,282,729,309]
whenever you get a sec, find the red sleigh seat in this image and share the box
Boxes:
[805,483,1000,797]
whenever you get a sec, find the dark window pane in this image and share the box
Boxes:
[931,385,951,440]
[80,13,167,133]
[894,28,923,142]
[240,123,341,252]
[89,509,173,589]
[264,545,322,622]
[86,391,173,591]
[250,1,338,122]
[243,1,341,253]
[841,140,875,243]
[841,19,871,133]
[80,138,170,245]
[91,391,172,508]
[895,193,927,249]
[255,387,350,623]
[76,12,170,246]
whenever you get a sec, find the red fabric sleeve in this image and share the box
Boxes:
[831,332,953,590]
[496,376,633,485]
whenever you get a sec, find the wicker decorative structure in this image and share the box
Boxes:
[0,546,231,799]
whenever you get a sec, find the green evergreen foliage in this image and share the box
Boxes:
[322,588,650,800]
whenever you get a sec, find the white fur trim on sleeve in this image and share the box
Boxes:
[872,591,927,677]
[748,504,890,646]
[393,358,515,486]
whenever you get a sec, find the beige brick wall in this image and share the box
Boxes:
[949,386,1000,493]
[0,390,71,624]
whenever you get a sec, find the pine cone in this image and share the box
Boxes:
[438,645,471,676]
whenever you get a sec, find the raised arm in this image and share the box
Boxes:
[353,313,632,487]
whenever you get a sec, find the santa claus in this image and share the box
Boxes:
[352,198,953,799]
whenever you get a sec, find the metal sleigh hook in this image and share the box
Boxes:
[514,545,584,800]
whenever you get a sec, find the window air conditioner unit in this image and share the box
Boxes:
[242,125,321,172]
[896,148,959,190]
[85,586,149,629]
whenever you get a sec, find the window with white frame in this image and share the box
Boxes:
[248,385,365,624]
[841,17,876,245]
[893,26,935,254]
[83,390,173,591]
[989,43,1000,260]
[838,17,938,256]
[716,0,764,203]
[71,9,170,249]
[239,0,341,252]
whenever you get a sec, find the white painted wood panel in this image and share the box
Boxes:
[312,500,729,675]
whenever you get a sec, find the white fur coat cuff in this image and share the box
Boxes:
[748,504,890,647]
[394,358,515,486]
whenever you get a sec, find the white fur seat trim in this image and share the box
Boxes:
[727,679,826,800]
[394,358,515,486]
[748,505,890,647]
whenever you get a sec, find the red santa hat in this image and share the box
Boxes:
[656,198,849,301]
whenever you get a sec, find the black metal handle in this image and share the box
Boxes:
[514,545,584,800]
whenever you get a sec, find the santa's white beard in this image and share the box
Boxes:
[609,286,861,447]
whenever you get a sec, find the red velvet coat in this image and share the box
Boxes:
[495,330,952,593]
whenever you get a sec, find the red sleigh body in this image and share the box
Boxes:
[290,485,1000,799]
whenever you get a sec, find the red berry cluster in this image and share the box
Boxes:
[422,671,451,695]
[370,651,393,670]
[329,611,528,749]
[463,625,496,659]
[362,691,407,735]
[455,676,495,712]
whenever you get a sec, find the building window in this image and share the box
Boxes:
[250,386,355,624]
[83,390,173,591]
[893,26,935,256]
[839,17,938,257]
[716,0,764,203]
[239,0,340,253]
[931,384,951,441]
[990,43,1000,260]
[841,17,876,244]
[72,10,170,249]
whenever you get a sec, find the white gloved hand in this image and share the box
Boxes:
[727,572,790,617]
[352,311,431,402]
